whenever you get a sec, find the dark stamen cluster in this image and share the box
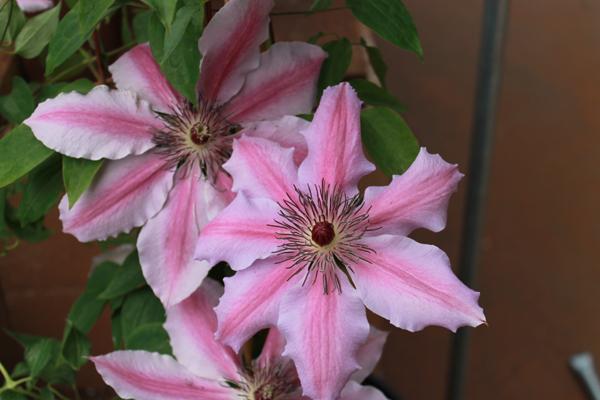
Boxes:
[270,181,376,294]
[226,360,299,400]
[152,99,239,180]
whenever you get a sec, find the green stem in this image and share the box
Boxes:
[0,362,13,386]
[48,385,70,400]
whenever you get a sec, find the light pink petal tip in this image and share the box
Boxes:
[138,168,225,308]
[198,0,273,104]
[340,381,389,400]
[224,42,327,123]
[165,279,238,381]
[242,116,309,165]
[25,86,163,160]
[278,280,370,400]
[352,326,388,383]
[298,82,375,194]
[195,193,279,270]
[215,258,288,351]
[365,148,464,236]
[109,43,183,113]
[224,136,297,202]
[92,351,232,400]
[59,153,175,242]
[355,235,486,333]
[16,0,53,12]
[257,328,287,368]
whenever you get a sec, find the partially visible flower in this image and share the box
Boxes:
[93,279,389,400]
[194,82,486,399]
[25,0,325,307]
[15,0,52,12]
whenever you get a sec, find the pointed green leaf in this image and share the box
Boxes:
[318,38,352,92]
[0,1,25,43]
[38,78,95,101]
[0,76,34,124]
[14,3,60,58]
[99,251,145,299]
[349,79,405,113]
[360,37,388,87]
[25,338,59,378]
[62,156,103,207]
[78,0,115,33]
[61,326,91,369]
[143,0,177,29]
[126,323,171,354]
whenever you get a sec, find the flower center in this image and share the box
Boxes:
[270,181,375,294]
[227,360,299,400]
[152,101,239,180]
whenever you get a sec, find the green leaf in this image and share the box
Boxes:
[310,0,332,11]
[61,326,91,369]
[132,10,152,44]
[25,338,59,378]
[318,38,352,92]
[38,79,95,101]
[0,77,35,124]
[161,4,199,62]
[111,309,123,349]
[120,6,133,44]
[360,107,419,175]
[16,154,63,226]
[39,387,54,400]
[11,361,29,379]
[0,1,25,43]
[121,288,166,348]
[67,261,118,333]
[99,251,145,299]
[46,2,95,75]
[0,125,53,189]
[349,79,405,113]
[143,0,178,29]
[360,37,388,87]
[0,390,29,400]
[14,3,60,59]
[62,156,103,207]
[346,0,422,57]
[79,0,115,33]
[7,331,44,348]
[126,323,171,354]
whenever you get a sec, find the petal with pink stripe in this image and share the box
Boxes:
[59,152,174,242]
[109,43,183,113]
[215,258,289,351]
[195,193,279,270]
[298,83,375,195]
[92,351,233,400]
[25,86,163,160]
[224,136,297,202]
[364,148,463,236]
[278,279,370,400]
[354,235,486,332]
[242,116,309,165]
[351,326,388,383]
[165,279,239,381]
[223,42,326,123]
[198,0,272,104]
[257,328,287,368]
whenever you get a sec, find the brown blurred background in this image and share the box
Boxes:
[2,0,600,399]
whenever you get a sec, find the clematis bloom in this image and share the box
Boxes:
[15,0,53,12]
[194,82,486,399]
[93,279,390,400]
[24,0,325,307]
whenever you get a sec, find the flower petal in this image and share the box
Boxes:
[25,86,162,160]
[355,235,486,332]
[340,381,389,400]
[223,42,326,123]
[15,0,53,12]
[215,258,289,351]
[257,328,287,368]
[364,148,463,236]
[278,279,370,400]
[109,43,183,113]
[195,193,279,270]
[60,152,175,242]
[198,0,272,104]
[297,82,375,194]
[165,279,239,381]
[351,326,388,383]
[138,167,231,307]
[224,136,297,202]
[242,116,309,165]
[92,351,233,400]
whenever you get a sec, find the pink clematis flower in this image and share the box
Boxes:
[24,0,325,307]
[194,82,486,399]
[93,279,390,400]
[15,0,53,12]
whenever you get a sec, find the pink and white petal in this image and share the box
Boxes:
[109,43,183,113]
[298,83,375,194]
[198,0,272,104]
[355,235,486,332]
[223,136,297,202]
[278,279,370,400]
[215,258,289,351]
[15,0,53,12]
[257,328,287,368]
[165,279,239,381]
[223,42,326,123]
[92,351,234,400]
[340,381,389,400]
[242,116,308,165]
[60,152,175,242]
[25,86,162,160]
[195,193,280,270]
[364,148,463,236]
[351,326,388,383]
[138,168,216,308]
